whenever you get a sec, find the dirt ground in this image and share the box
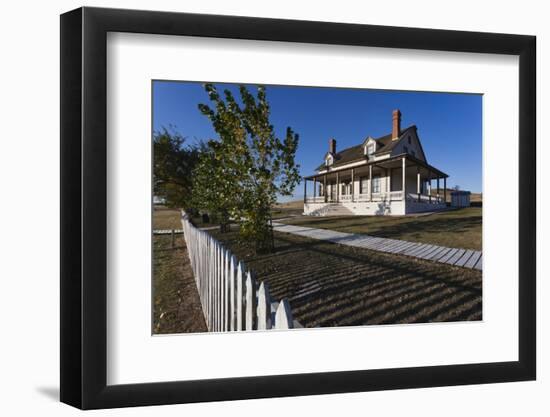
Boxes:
[153,206,184,229]
[153,208,207,334]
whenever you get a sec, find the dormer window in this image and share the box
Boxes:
[363,137,376,156]
[366,143,375,156]
[325,154,334,166]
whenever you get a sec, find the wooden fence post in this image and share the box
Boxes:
[212,240,217,331]
[205,236,210,330]
[205,235,210,330]
[204,234,209,329]
[198,232,203,320]
[236,262,245,331]
[245,272,257,331]
[274,299,294,329]
[210,237,214,330]
[224,249,230,331]
[229,255,236,331]
[214,240,219,331]
[217,243,222,332]
[257,281,272,330]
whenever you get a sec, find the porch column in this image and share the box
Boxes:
[336,171,339,203]
[351,168,355,202]
[401,157,406,200]
[416,166,421,202]
[444,177,447,205]
[324,174,327,203]
[427,171,432,203]
[436,177,440,202]
[388,168,392,196]
[368,165,373,202]
[303,178,307,204]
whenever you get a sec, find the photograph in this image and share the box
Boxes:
[152,81,483,334]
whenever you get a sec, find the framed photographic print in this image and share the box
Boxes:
[60,6,536,409]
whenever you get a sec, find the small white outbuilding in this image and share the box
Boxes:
[451,190,471,208]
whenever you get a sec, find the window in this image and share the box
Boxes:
[367,143,375,155]
[360,177,368,194]
[372,176,381,193]
[319,184,324,196]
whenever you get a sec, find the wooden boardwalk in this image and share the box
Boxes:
[272,222,482,271]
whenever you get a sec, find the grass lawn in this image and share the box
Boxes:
[271,200,304,219]
[208,227,482,328]
[153,208,207,334]
[280,207,482,250]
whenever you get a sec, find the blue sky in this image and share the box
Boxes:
[153,81,482,201]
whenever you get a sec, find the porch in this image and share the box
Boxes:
[307,191,445,204]
[303,154,448,215]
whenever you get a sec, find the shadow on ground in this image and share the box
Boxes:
[210,229,482,328]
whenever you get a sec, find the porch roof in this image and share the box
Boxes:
[304,153,449,180]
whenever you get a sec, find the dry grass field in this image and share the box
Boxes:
[271,200,304,219]
[208,228,482,328]
[282,207,482,250]
[431,191,482,204]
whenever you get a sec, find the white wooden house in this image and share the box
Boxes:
[303,110,449,216]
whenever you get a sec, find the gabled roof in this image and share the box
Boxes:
[315,125,416,171]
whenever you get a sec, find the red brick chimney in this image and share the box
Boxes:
[392,109,402,140]
[329,138,336,154]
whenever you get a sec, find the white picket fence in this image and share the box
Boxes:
[181,211,298,331]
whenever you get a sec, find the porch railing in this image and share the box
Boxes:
[306,191,445,204]
[355,191,402,201]
[306,191,402,203]
[305,196,326,203]
[406,193,445,204]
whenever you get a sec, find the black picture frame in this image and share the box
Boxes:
[60,6,536,410]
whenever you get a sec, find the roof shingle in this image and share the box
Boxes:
[315,125,415,171]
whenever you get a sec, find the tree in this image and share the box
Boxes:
[191,140,235,232]
[193,84,300,252]
[153,127,202,208]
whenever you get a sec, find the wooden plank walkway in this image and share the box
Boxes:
[272,222,482,271]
